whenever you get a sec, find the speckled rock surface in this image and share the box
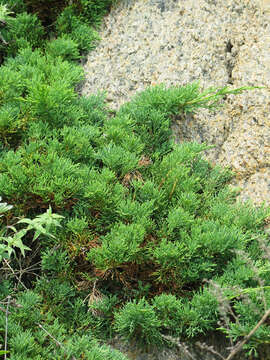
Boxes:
[82,0,270,205]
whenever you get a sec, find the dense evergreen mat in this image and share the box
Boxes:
[0,1,270,358]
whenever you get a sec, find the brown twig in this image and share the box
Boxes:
[37,323,77,360]
[196,341,226,360]
[161,335,196,360]
[3,259,28,290]
[0,305,10,314]
[0,298,23,309]
[225,308,270,360]
[0,18,8,46]
[0,33,8,46]
[4,296,10,360]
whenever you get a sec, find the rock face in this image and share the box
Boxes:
[82,0,270,204]
[108,333,246,360]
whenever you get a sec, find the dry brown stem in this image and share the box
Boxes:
[37,323,78,360]
[225,308,270,360]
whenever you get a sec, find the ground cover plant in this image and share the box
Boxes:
[0,1,270,359]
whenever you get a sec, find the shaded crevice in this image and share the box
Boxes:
[225,39,234,85]
[216,39,239,157]
[225,39,233,53]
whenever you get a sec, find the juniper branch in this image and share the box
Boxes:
[3,259,28,290]
[179,84,265,113]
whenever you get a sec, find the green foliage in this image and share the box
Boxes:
[118,97,173,158]
[55,6,79,34]
[56,6,100,53]
[0,3,12,20]
[0,199,63,261]
[119,82,260,116]
[88,294,119,338]
[0,0,26,13]
[2,12,45,57]
[118,82,263,160]
[0,350,9,355]
[97,143,140,177]
[209,251,270,357]
[210,199,269,231]
[66,216,89,235]
[0,195,12,213]
[41,248,70,276]
[0,2,269,357]
[0,64,23,105]
[88,223,146,270]
[70,22,100,53]
[0,103,22,145]
[5,47,84,88]
[152,290,218,338]
[35,277,76,320]
[114,298,162,346]
[182,289,219,337]
[0,290,128,358]
[0,146,86,210]
[18,206,64,241]
[46,36,80,61]
[26,81,77,126]
[84,339,129,360]
[152,294,184,336]
[1,75,267,354]
[0,47,85,145]
[14,291,43,327]
[75,0,115,26]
